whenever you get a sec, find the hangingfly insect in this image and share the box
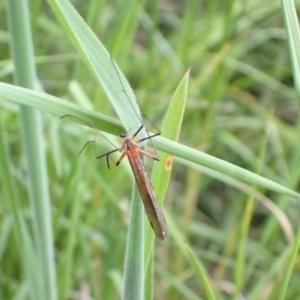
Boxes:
[98,124,168,240]
[62,57,168,240]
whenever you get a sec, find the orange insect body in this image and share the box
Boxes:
[117,133,168,240]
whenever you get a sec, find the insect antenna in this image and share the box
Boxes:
[110,56,161,156]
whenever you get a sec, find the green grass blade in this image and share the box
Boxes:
[0,83,123,135]
[48,0,144,135]
[152,69,191,204]
[185,244,217,300]
[154,137,300,199]
[6,0,57,299]
[144,69,190,299]
[277,222,300,300]
[281,0,300,110]
[59,175,83,298]
[122,185,144,300]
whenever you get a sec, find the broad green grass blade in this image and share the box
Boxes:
[48,0,144,136]
[0,83,123,135]
[6,0,57,299]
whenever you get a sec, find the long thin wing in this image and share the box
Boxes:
[126,146,168,240]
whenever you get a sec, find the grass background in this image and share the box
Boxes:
[1,0,300,299]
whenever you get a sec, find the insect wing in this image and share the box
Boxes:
[126,147,168,240]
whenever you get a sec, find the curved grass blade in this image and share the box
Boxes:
[144,69,190,298]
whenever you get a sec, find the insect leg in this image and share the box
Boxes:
[138,148,159,161]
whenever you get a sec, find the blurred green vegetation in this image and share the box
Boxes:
[1,0,300,299]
